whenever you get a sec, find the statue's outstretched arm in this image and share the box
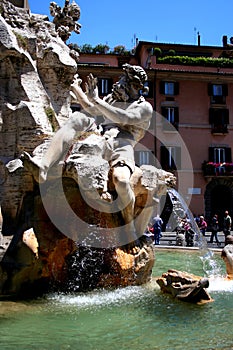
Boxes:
[70,74,99,116]
[85,74,153,126]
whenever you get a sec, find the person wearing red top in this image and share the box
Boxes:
[198,215,207,236]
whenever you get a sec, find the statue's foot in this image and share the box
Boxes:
[20,152,47,183]
[100,191,113,202]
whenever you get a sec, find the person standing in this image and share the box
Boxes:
[183,220,194,247]
[198,215,207,236]
[151,214,163,245]
[223,210,232,242]
[209,214,220,245]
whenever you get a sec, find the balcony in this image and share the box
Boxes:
[202,162,233,177]
[211,125,228,135]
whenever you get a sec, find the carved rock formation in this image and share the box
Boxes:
[0,133,175,297]
[156,269,213,304]
[0,1,176,298]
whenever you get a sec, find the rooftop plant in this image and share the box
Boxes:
[157,55,233,67]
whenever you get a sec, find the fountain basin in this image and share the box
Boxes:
[0,249,231,350]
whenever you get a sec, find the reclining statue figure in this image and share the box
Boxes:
[22,64,153,239]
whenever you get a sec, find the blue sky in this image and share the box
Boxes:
[29,0,233,50]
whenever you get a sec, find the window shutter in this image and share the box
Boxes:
[225,147,232,162]
[209,108,214,124]
[134,151,139,166]
[160,145,168,169]
[224,109,229,124]
[149,151,155,165]
[97,81,101,96]
[208,83,213,96]
[161,106,167,117]
[175,147,181,169]
[174,82,179,95]
[159,81,165,94]
[174,107,179,122]
[209,147,215,162]
[222,84,228,96]
[107,78,113,94]
[173,107,179,130]
[146,81,154,98]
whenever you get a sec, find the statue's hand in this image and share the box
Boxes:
[70,74,84,101]
[85,73,99,102]
[72,73,82,87]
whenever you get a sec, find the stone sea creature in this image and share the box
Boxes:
[156,269,213,304]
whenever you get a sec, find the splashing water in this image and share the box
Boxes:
[208,276,233,292]
[167,188,222,277]
[47,285,148,310]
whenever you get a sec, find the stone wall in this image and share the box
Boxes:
[0,0,78,233]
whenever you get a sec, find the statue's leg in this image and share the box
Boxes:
[134,206,154,237]
[111,165,136,240]
[22,112,95,183]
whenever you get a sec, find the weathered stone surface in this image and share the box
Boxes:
[0,0,78,234]
[156,269,213,304]
[0,132,174,297]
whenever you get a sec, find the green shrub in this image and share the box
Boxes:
[93,44,110,54]
[153,47,162,57]
[112,45,130,55]
[157,55,233,67]
[168,49,176,56]
[79,44,93,54]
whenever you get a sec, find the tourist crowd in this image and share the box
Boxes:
[144,211,232,248]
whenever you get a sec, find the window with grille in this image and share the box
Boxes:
[98,78,113,96]
[160,145,181,170]
[209,146,231,163]
[160,81,179,96]
[209,108,229,134]
[134,150,154,166]
[208,83,228,104]
[161,106,179,131]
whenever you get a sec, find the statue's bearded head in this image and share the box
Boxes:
[111,64,149,102]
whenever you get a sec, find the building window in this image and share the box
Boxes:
[160,145,181,170]
[214,148,226,163]
[160,81,179,96]
[208,83,228,104]
[161,106,179,131]
[209,108,229,134]
[209,147,231,163]
[98,78,113,96]
[134,151,154,166]
[203,146,233,175]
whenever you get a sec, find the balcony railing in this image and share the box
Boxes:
[211,126,228,134]
[202,162,233,176]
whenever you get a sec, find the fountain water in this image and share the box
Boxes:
[165,188,223,277]
[166,188,206,247]
[0,2,232,348]
[0,250,232,350]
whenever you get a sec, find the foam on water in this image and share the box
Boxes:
[208,276,233,292]
[47,285,149,308]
